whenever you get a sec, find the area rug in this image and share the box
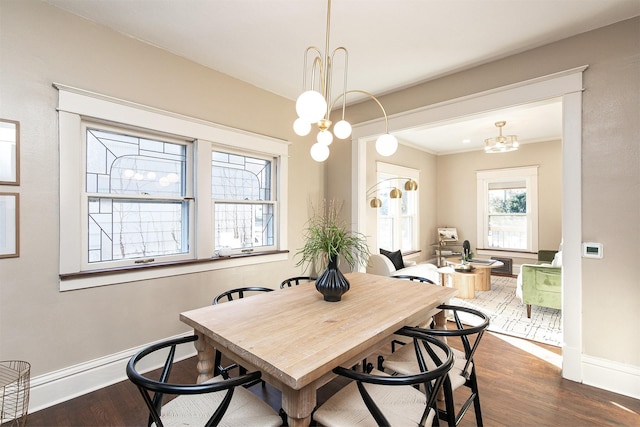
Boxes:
[450,275,562,347]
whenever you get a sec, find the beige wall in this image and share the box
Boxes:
[437,139,563,266]
[0,0,323,376]
[341,17,640,369]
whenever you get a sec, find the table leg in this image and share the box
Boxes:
[475,267,491,291]
[282,385,316,427]
[193,331,215,384]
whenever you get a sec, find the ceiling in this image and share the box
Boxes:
[44,0,640,154]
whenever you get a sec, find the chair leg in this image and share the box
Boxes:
[469,369,483,427]
[213,349,222,377]
[439,378,457,427]
[527,304,532,318]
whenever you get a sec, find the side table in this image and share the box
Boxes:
[0,360,30,427]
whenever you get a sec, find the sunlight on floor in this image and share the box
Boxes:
[610,400,639,416]
[489,331,562,368]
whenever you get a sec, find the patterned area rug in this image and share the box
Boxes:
[451,275,562,347]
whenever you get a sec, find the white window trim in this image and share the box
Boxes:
[56,83,289,291]
[476,166,539,255]
[376,161,420,252]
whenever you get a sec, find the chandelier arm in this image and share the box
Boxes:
[302,47,323,93]
[331,47,349,121]
[330,89,390,133]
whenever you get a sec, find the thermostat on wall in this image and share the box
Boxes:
[582,242,603,259]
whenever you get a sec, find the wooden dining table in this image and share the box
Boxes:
[180,271,457,426]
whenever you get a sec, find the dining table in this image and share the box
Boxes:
[180,271,457,427]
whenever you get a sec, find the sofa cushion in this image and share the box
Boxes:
[380,248,405,270]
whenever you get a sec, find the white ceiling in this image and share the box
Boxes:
[44,0,640,154]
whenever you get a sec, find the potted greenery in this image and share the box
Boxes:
[296,199,369,301]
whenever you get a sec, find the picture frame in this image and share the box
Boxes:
[0,192,19,258]
[437,227,458,242]
[0,118,20,185]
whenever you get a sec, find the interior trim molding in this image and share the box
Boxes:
[352,66,587,384]
[582,355,640,400]
[27,332,194,414]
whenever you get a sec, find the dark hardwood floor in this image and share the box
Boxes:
[26,330,640,426]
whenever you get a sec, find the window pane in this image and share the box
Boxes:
[86,128,186,197]
[488,188,526,214]
[214,203,274,250]
[401,216,414,251]
[377,217,393,250]
[211,151,271,201]
[488,214,527,249]
[487,187,527,249]
[88,198,188,262]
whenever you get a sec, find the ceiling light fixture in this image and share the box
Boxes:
[366,177,418,208]
[293,0,398,162]
[484,121,519,153]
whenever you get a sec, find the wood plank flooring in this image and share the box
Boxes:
[26,330,640,426]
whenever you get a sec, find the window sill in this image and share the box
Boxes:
[59,250,289,291]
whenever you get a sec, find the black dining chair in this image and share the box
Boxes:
[388,274,438,352]
[279,276,316,288]
[126,335,282,427]
[380,305,490,427]
[313,327,455,426]
[212,287,274,382]
[392,274,436,284]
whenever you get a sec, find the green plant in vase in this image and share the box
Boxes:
[296,199,369,301]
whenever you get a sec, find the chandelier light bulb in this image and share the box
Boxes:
[333,120,352,139]
[375,133,398,157]
[293,118,311,136]
[296,90,327,123]
[317,129,334,146]
[310,142,330,162]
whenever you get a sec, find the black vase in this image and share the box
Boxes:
[315,256,350,302]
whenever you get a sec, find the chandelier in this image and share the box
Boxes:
[293,0,398,162]
[366,177,418,208]
[484,121,519,153]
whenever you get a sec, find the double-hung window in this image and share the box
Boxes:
[375,162,419,252]
[85,125,193,267]
[57,84,288,290]
[211,150,276,254]
[476,166,538,253]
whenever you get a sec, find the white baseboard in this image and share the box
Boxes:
[581,354,640,399]
[28,332,194,414]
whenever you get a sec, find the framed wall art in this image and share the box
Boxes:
[437,227,459,242]
[0,118,20,185]
[0,192,19,258]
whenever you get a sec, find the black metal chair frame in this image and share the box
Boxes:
[388,274,438,352]
[212,287,274,382]
[279,276,317,288]
[126,335,265,427]
[391,274,436,284]
[328,328,454,426]
[403,304,489,427]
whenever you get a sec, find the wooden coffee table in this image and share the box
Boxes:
[449,269,480,299]
[445,258,504,292]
